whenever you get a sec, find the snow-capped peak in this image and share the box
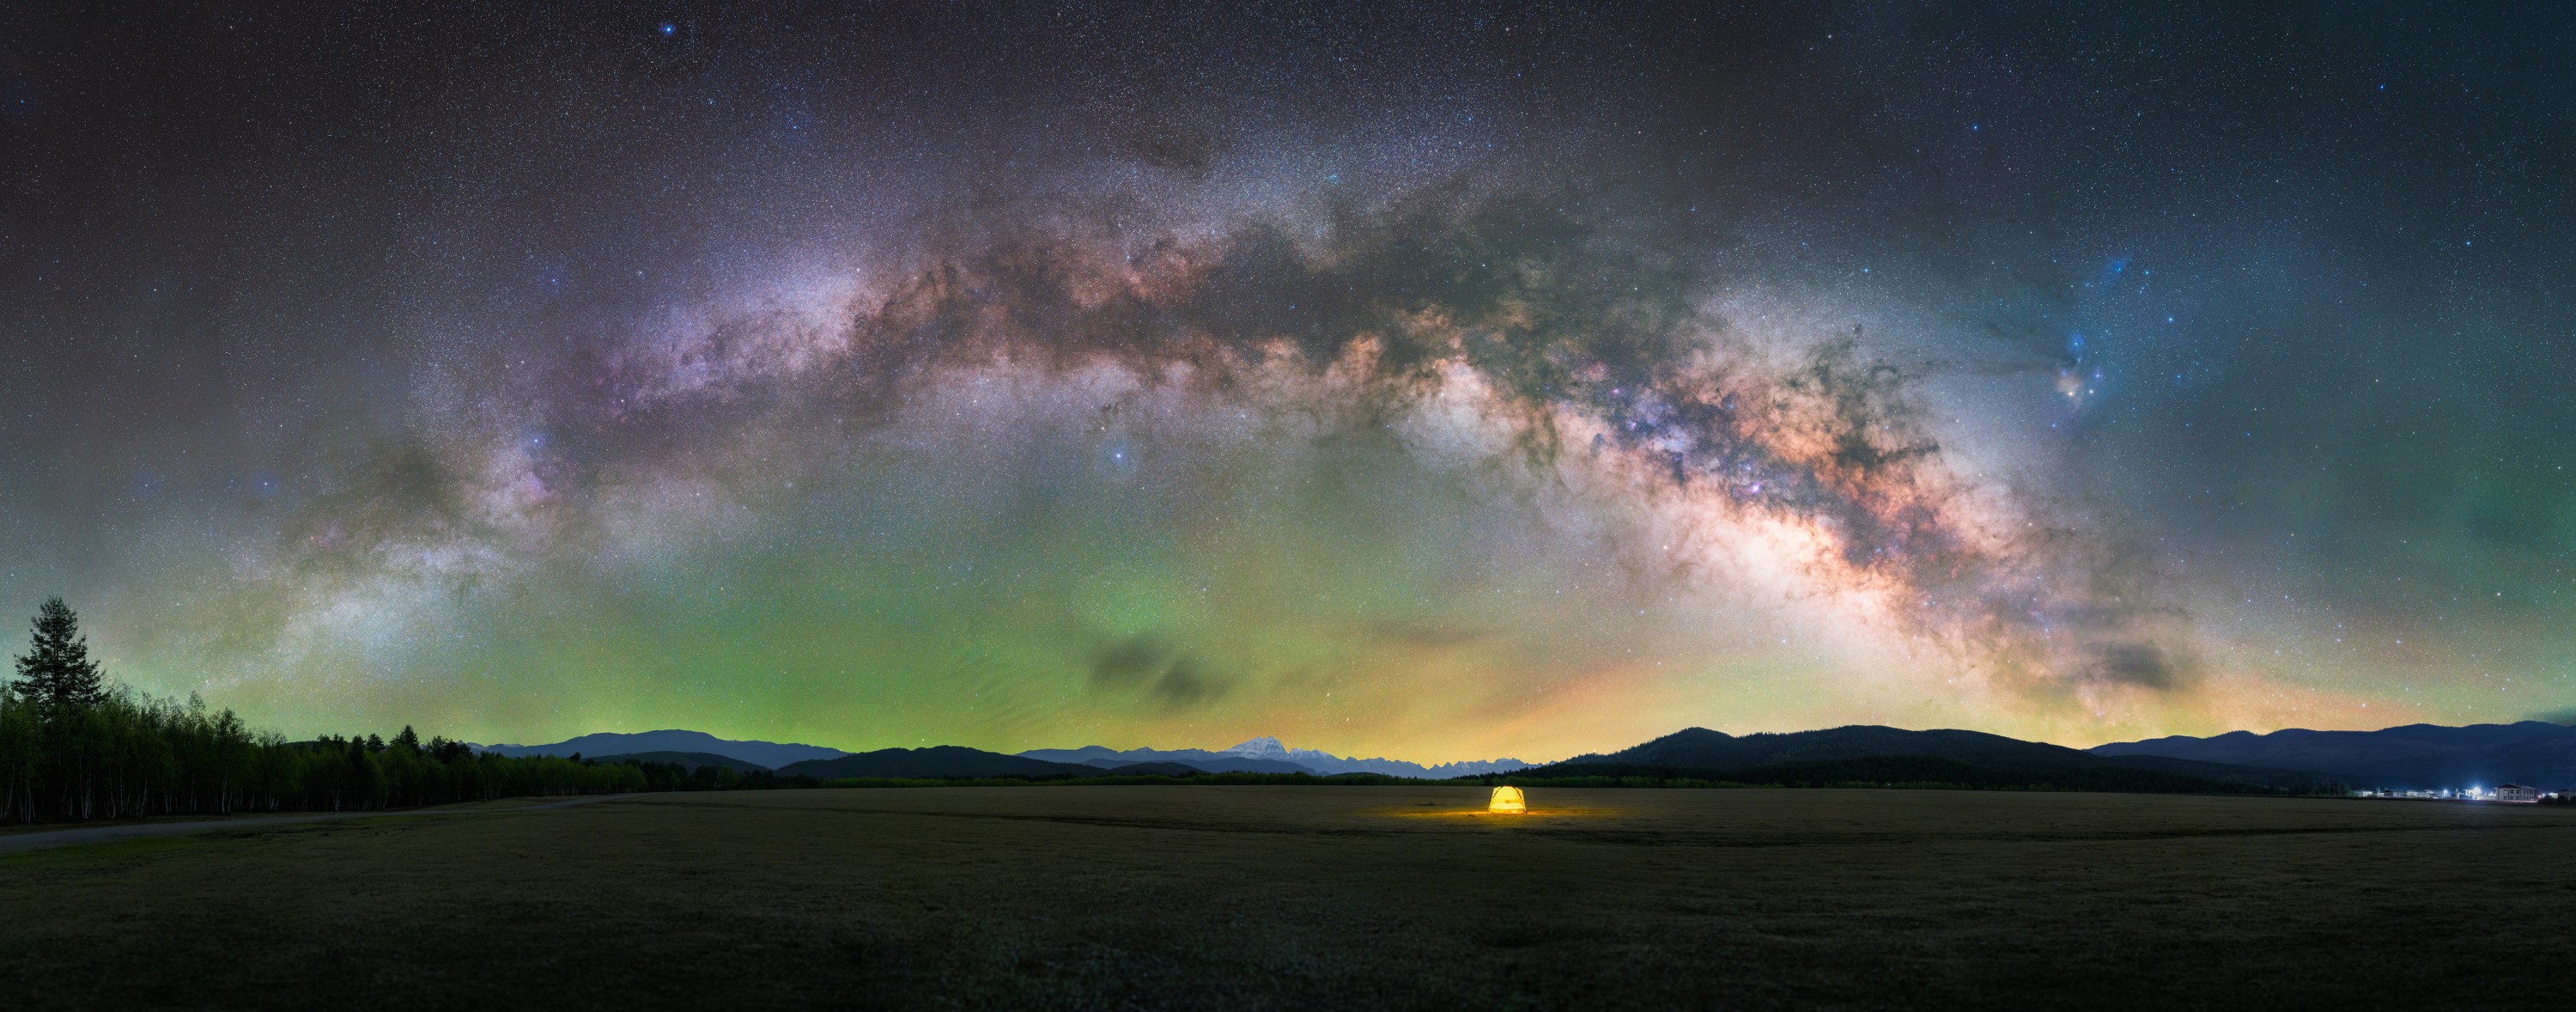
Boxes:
[1224,736,1291,760]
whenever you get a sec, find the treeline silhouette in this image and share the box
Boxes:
[0,598,806,824]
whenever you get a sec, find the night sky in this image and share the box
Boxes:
[5,3,2573,760]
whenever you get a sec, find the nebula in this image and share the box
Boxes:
[215,178,2216,752]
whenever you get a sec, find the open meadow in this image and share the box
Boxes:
[4,786,2573,1009]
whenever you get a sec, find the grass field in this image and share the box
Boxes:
[4,786,2573,1009]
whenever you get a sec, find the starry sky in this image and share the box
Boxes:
[4,3,2573,760]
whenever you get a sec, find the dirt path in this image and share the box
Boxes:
[0,794,633,855]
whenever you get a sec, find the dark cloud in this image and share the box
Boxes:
[1090,634,1230,709]
[1151,657,1224,707]
[1090,634,1170,687]
[2084,643,2189,692]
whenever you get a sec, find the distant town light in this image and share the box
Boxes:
[1489,785,1527,814]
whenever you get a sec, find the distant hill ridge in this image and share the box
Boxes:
[478,730,848,771]
[2092,720,2576,790]
[1018,737,1530,777]
[1519,725,2347,794]
[778,747,1092,780]
[775,747,1367,781]
[476,722,2575,792]
[479,730,1524,778]
[586,751,775,774]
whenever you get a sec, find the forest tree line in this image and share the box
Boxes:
[0,598,795,824]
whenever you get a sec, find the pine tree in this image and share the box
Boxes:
[11,598,106,721]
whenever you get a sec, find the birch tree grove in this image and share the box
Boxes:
[0,600,670,823]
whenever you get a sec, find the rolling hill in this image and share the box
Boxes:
[1077,753,1316,774]
[777,746,1103,780]
[2091,721,2576,790]
[480,730,848,770]
[1515,725,2344,793]
[586,751,773,774]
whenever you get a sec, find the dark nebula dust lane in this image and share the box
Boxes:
[3,3,2573,758]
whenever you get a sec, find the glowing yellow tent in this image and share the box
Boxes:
[1488,785,1526,813]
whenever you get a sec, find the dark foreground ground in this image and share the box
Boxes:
[3,786,2572,1009]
